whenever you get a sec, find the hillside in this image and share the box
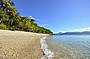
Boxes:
[0,0,53,34]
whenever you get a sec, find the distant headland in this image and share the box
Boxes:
[56,31,90,35]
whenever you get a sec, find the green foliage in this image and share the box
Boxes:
[0,23,8,30]
[0,0,53,34]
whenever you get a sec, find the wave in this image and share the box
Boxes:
[40,37,54,59]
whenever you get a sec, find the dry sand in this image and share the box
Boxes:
[0,30,48,59]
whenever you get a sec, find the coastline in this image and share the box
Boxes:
[40,37,54,59]
[0,30,48,59]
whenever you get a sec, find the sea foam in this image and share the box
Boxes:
[40,37,54,59]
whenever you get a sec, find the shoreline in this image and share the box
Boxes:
[40,37,54,59]
[0,30,48,59]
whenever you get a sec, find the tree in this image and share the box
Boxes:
[0,0,53,34]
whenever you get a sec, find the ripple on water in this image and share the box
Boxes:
[46,35,90,59]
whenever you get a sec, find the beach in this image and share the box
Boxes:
[0,30,48,59]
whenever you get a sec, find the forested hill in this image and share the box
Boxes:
[0,0,53,34]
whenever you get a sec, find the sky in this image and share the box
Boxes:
[13,0,90,33]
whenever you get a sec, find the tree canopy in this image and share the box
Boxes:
[0,0,53,34]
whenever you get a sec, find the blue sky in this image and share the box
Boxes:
[13,0,90,33]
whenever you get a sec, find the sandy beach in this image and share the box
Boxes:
[0,30,48,59]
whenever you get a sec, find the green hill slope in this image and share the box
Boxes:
[0,0,53,34]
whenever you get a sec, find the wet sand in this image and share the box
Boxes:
[0,30,48,59]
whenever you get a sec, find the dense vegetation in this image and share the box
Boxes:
[0,0,53,34]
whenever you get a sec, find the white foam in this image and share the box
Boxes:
[40,37,54,59]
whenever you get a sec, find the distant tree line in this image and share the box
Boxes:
[0,0,53,34]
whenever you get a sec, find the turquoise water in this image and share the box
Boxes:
[46,35,90,59]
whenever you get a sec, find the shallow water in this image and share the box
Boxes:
[46,35,90,59]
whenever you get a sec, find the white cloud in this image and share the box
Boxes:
[21,15,23,17]
[36,19,40,21]
[29,16,39,21]
[40,24,50,27]
[29,16,35,19]
[73,27,90,32]
[83,27,90,30]
[61,27,90,32]
[29,16,32,17]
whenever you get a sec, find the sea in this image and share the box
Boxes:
[45,35,90,59]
